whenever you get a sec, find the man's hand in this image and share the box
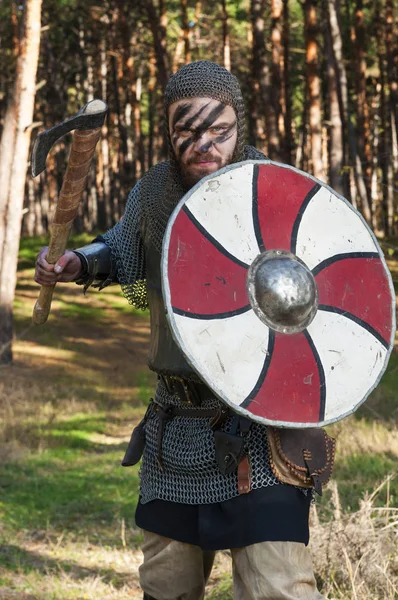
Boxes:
[35,247,83,285]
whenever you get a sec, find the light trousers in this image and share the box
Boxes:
[139,530,325,600]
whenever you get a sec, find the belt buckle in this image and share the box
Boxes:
[210,405,229,429]
[173,376,193,405]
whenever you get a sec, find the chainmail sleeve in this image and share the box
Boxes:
[101,181,148,310]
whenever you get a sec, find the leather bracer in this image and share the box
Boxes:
[73,241,116,291]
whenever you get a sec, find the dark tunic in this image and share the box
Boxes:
[135,484,311,551]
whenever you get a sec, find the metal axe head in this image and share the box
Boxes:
[31,99,108,177]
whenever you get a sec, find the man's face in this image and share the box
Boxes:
[168,97,238,188]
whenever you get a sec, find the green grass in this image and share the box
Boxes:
[357,350,398,421]
[57,298,107,320]
[136,371,155,406]
[0,448,140,545]
[319,452,397,514]
[0,407,144,547]
[207,573,233,599]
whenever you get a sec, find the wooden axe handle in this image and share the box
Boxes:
[33,127,102,324]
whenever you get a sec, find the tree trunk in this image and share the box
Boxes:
[297,95,310,173]
[134,76,145,181]
[145,0,169,93]
[100,37,111,229]
[385,0,398,142]
[304,0,325,181]
[282,0,293,164]
[193,1,202,58]
[376,6,394,236]
[249,0,265,147]
[11,1,20,57]
[181,0,191,64]
[271,0,284,153]
[370,83,385,236]
[354,0,371,200]
[391,108,398,234]
[119,4,137,182]
[173,0,191,70]
[323,0,344,194]
[173,36,185,71]
[147,54,157,169]
[327,57,344,194]
[328,0,371,218]
[385,0,397,234]
[250,0,280,158]
[143,0,169,158]
[221,0,231,71]
[0,0,42,363]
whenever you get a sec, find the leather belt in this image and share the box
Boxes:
[158,374,215,406]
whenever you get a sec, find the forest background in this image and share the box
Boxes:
[0,0,397,599]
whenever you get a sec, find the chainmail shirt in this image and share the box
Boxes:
[139,380,279,505]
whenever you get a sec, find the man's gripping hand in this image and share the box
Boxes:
[35,247,83,285]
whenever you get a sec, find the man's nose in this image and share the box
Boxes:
[192,132,213,153]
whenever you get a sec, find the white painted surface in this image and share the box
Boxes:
[185,162,260,266]
[295,186,378,270]
[174,309,269,406]
[307,309,387,421]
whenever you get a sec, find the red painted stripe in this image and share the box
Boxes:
[248,332,321,423]
[316,257,393,344]
[256,164,316,251]
[168,210,249,315]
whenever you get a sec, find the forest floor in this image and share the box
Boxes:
[0,235,397,599]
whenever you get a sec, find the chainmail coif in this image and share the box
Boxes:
[164,60,246,165]
[103,60,265,309]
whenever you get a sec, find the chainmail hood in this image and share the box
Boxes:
[103,61,266,309]
[164,60,246,165]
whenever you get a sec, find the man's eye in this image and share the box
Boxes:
[177,129,192,139]
[211,126,224,133]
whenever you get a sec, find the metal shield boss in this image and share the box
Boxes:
[162,161,396,428]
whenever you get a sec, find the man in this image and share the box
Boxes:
[35,61,325,599]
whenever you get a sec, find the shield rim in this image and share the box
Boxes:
[161,159,396,428]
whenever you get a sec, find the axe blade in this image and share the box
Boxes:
[31,99,107,177]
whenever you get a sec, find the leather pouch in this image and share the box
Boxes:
[214,430,245,475]
[266,427,336,495]
[121,419,146,467]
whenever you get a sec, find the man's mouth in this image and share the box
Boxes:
[189,158,220,167]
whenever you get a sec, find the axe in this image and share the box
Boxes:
[31,99,108,324]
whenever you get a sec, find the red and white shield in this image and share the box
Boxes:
[162,161,396,427]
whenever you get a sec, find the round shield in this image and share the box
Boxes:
[162,161,396,427]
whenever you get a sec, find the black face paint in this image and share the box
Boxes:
[198,140,213,153]
[172,102,192,131]
[172,104,210,157]
[177,102,227,157]
[213,122,237,144]
[179,136,195,156]
[198,122,236,153]
[182,102,210,130]
[194,103,226,137]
